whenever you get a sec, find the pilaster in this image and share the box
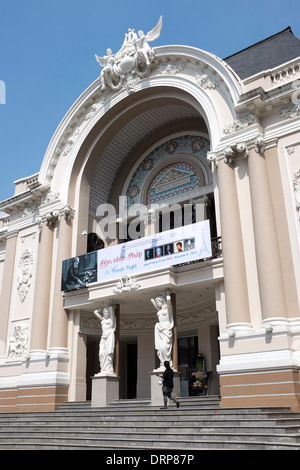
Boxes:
[0,231,18,357]
[49,213,73,351]
[30,222,54,352]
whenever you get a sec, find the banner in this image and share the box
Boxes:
[62,221,212,291]
[61,251,97,291]
[97,220,211,283]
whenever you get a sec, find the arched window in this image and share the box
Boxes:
[147,162,202,204]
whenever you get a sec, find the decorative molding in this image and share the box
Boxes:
[113,275,141,294]
[54,98,105,159]
[63,204,75,221]
[41,191,60,205]
[293,169,300,216]
[80,301,217,335]
[81,313,101,334]
[195,68,219,90]
[45,210,59,227]
[223,142,249,165]
[17,249,34,302]
[18,205,38,219]
[280,104,300,119]
[223,113,256,135]
[157,61,185,75]
[208,134,265,166]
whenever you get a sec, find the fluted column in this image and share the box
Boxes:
[30,223,54,352]
[217,159,251,326]
[49,215,73,351]
[248,145,286,320]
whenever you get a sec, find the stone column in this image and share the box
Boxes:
[247,146,286,320]
[0,231,18,357]
[217,159,251,327]
[30,222,54,353]
[49,214,73,352]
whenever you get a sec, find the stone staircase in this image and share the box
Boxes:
[0,396,300,450]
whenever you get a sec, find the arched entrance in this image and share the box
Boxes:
[60,51,232,403]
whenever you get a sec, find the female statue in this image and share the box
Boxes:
[151,294,174,370]
[94,305,116,375]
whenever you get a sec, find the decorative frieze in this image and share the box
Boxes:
[80,302,217,335]
[157,61,185,75]
[223,114,256,135]
[280,104,300,119]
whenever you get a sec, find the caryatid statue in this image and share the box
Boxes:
[151,294,174,370]
[94,305,116,375]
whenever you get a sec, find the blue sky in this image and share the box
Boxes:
[0,0,300,202]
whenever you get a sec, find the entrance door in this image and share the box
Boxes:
[127,343,137,398]
[178,336,199,396]
[86,336,100,400]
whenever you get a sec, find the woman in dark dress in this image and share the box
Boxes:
[161,361,180,409]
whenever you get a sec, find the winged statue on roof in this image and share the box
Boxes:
[95,16,163,93]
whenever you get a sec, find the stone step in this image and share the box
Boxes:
[1,408,300,422]
[0,397,299,450]
[0,424,298,437]
[2,418,299,428]
[0,434,299,451]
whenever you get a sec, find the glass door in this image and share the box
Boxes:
[178,336,199,396]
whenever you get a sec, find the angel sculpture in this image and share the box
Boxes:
[151,294,174,370]
[95,48,116,90]
[95,16,163,92]
[94,305,116,375]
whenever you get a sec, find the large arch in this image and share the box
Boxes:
[38,44,244,207]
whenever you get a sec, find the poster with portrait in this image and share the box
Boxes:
[61,251,97,291]
[97,220,212,283]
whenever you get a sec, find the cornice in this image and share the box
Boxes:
[235,79,299,116]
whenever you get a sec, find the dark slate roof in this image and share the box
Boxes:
[223,27,300,79]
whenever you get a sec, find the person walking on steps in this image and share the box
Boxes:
[160,361,180,409]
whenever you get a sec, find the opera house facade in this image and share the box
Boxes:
[0,19,300,412]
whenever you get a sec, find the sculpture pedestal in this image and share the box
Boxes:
[91,374,119,407]
[150,370,181,406]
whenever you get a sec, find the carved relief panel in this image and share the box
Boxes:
[9,229,38,323]
[285,143,300,222]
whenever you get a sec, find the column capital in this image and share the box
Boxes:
[36,204,75,227]
[208,132,268,167]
